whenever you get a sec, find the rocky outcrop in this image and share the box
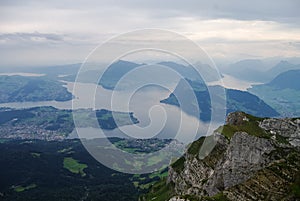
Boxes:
[260,118,300,146]
[165,112,300,201]
[226,111,250,126]
[168,197,189,201]
[205,132,275,196]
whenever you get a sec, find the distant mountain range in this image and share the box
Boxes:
[99,60,216,89]
[223,59,300,82]
[2,57,300,85]
[161,79,279,122]
[223,59,267,82]
[61,60,220,90]
[249,69,300,117]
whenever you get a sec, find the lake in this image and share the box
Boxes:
[207,74,262,91]
[0,81,219,143]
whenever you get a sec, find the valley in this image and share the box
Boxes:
[0,138,174,201]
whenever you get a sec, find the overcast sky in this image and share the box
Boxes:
[0,0,300,67]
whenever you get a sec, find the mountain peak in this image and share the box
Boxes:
[278,60,290,64]
[142,113,300,201]
[225,111,249,126]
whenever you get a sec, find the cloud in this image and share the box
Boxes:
[2,0,299,23]
[0,32,64,43]
[0,0,299,66]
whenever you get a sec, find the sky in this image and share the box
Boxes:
[0,0,300,67]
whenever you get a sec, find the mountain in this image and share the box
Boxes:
[61,60,220,90]
[158,61,220,82]
[266,61,300,81]
[142,112,300,200]
[266,69,300,90]
[59,60,142,89]
[99,60,143,89]
[98,60,219,89]
[223,60,300,83]
[161,79,279,122]
[223,59,267,82]
[249,69,300,117]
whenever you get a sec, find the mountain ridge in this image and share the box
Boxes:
[161,79,279,122]
[142,112,300,201]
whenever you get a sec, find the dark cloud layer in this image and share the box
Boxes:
[1,0,299,24]
[0,0,299,66]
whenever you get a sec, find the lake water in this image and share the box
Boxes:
[207,74,262,91]
[0,81,219,143]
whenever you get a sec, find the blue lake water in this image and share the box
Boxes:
[0,81,223,143]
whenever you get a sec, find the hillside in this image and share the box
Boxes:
[267,61,300,81]
[0,75,73,103]
[249,69,300,117]
[142,112,300,201]
[265,69,300,90]
[223,59,267,82]
[161,79,279,122]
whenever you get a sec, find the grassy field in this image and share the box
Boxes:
[63,157,88,177]
[13,184,37,192]
[216,113,269,140]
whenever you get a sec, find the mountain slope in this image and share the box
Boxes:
[223,59,267,82]
[161,79,279,122]
[99,60,213,89]
[249,69,300,117]
[266,69,300,90]
[99,60,143,89]
[158,61,220,82]
[142,112,300,201]
[0,75,73,103]
[267,61,300,81]
[61,60,219,90]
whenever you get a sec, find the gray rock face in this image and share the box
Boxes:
[168,134,228,196]
[205,132,275,196]
[167,114,300,200]
[260,118,300,146]
[168,132,275,197]
[226,111,249,126]
[169,197,189,201]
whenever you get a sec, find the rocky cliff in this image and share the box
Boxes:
[142,112,300,201]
